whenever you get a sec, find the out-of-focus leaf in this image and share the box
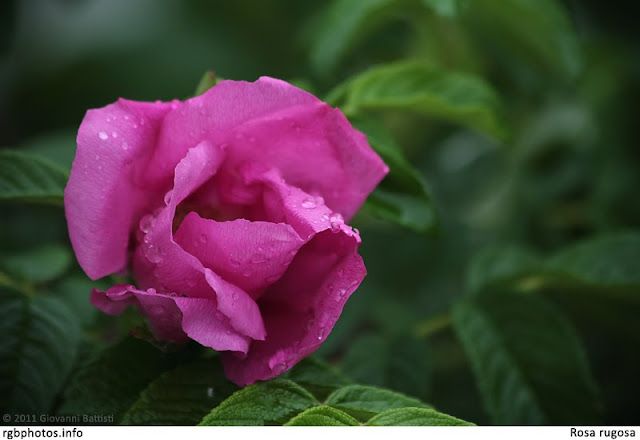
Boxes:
[467,244,540,293]
[59,337,172,422]
[0,150,68,204]
[452,292,602,424]
[0,289,81,413]
[352,117,437,233]
[422,0,467,18]
[199,379,318,426]
[308,0,403,77]
[0,244,72,284]
[341,333,431,402]
[120,360,237,425]
[335,62,507,140]
[284,357,352,401]
[464,0,582,78]
[21,130,77,171]
[284,405,359,426]
[366,407,474,426]
[193,71,222,96]
[326,384,431,422]
[49,274,105,328]
[467,234,640,303]
[546,233,640,294]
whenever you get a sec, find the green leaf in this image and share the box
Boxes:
[342,333,431,402]
[199,379,318,426]
[326,384,431,422]
[194,71,222,97]
[352,117,437,233]
[0,244,72,284]
[467,234,640,302]
[308,0,403,77]
[467,244,540,293]
[284,357,352,401]
[120,360,238,425]
[336,61,507,140]
[59,337,173,422]
[48,274,105,328]
[464,0,581,78]
[285,405,359,426]
[452,292,602,424]
[0,150,68,204]
[0,288,81,413]
[546,233,640,293]
[422,0,467,18]
[366,407,474,426]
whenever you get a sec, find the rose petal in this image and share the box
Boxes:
[227,100,388,220]
[91,285,250,353]
[65,99,173,280]
[143,77,319,188]
[222,230,365,385]
[175,213,304,299]
[132,140,266,341]
[216,169,366,385]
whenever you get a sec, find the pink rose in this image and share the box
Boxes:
[64,77,388,385]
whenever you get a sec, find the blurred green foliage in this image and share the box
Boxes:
[1,0,639,426]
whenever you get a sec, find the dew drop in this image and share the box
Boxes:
[329,212,344,232]
[122,142,129,151]
[145,244,162,263]
[301,199,316,209]
[337,288,347,298]
[317,327,325,340]
[139,214,154,233]
[111,131,118,138]
[232,292,239,301]
[251,253,267,264]
[163,190,173,205]
[199,234,208,244]
[271,362,288,375]
[148,288,157,295]
[124,115,129,120]
[98,131,108,140]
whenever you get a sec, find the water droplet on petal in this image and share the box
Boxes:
[145,244,162,263]
[329,212,344,232]
[148,288,157,295]
[271,362,288,375]
[122,142,129,151]
[317,328,325,340]
[139,214,154,233]
[301,199,316,209]
[124,115,129,120]
[98,131,108,140]
[337,288,347,298]
[111,131,118,138]
[199,234,208,244]
[163,190,173,205]
[232,292,239,301]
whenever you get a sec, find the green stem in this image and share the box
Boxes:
[414,311,451,339]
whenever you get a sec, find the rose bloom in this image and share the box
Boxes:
[65,77,388,385]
